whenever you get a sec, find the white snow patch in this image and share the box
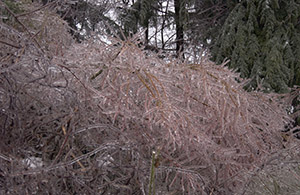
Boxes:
[22,157,43,169]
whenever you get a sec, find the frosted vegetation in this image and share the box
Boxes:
[1,2,300,194]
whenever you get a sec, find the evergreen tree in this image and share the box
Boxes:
[188,0,238,49]
[119,0,191,57]
[119,0,158,43]
[212,0,300,93]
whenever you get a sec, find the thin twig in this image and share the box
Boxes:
[3,4,43,51]
[0,40,21,49]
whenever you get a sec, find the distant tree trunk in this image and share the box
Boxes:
[145,20,149,46]
[174,0,184,58]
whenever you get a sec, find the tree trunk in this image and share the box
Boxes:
[174,0,184,58]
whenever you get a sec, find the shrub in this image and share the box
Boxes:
[1,1,299,194]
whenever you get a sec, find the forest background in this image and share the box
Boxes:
[0,0,300,194]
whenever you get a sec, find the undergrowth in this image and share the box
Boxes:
[0,1,300,194]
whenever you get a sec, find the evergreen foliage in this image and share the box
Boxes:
[212,0,300,93]
[119,0,190,54]
[188,0,238,49]
[119,0,158,38]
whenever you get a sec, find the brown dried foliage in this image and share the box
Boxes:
[1,2,299,195]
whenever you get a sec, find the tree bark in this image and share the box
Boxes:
[174,0,184,58]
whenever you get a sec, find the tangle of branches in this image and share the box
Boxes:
[1,1,300,194]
